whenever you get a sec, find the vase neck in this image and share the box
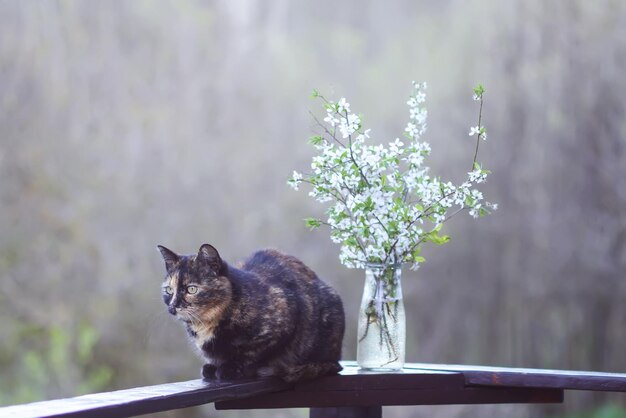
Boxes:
[364,262,401,271]
[364,264,402,286]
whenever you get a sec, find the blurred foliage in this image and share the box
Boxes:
[554,405,626,418]
[0,1,625,417]
[0,323,112,405]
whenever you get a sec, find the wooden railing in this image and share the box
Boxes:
[2,362,626,418]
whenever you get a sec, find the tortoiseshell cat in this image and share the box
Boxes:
[157,244,345,382]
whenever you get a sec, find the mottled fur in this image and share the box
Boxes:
[158,244,345,383]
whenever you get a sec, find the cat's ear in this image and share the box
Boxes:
[197,244,222,273]
[157,245,179,272]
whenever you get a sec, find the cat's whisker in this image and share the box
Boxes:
[183,310,200,324]
[143,308,176,344]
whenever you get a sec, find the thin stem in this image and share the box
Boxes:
[316,104,392,264]
[309,111,346,148]
[310,100,371,189]
[382,186,455,265]
[442,206,466,223]
[343,110,372,189]
[471,94,484,170]
[326,191,368,255]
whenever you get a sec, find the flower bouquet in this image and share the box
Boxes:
[289,82,495,369]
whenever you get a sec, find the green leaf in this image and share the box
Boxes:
[431,233,450,245]
[424,227,450,245]
[304,218,322,230]
[345,236,359,247]
[311,89,319,98]
[473,84,485,96]
[308,135,323,146]
[411,247,425,264]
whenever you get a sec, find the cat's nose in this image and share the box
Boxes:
[168,305,177,315]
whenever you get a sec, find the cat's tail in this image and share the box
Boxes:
[280,362,342,383]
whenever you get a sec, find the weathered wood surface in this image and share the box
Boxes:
[0,378,290,418]
[310,406,383,418]
[3,361,626,418]
[216,363,563,410]
[405,363,626,392]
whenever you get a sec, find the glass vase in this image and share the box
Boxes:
[357,263,406,370]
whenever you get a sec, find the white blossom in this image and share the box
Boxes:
[339,113,360,138]
[468,168,487,183]
[288,170,303,190]
[337,97,350,113]
[405,122,420,138]
[410,107,427,123]
[469,206,480,218]
[355,129,371,143]
[290,82,494,270]
[389,138,404,155]
[324,106,339,126]
[407,150,425,167]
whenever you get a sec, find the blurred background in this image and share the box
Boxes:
[1,1,625,417]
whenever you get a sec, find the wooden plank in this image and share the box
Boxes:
[3,361,624,418]
[216,366,563,410]
[310,406,382,418]
[295,364,466,391]
[0,378,290,418]
[216,386,563,409]
[402,363,626,392]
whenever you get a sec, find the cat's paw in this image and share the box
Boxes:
[201,364,218,381]
[215,363,243,380]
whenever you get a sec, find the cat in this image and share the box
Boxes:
[157,243,345,383]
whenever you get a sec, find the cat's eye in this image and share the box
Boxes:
[186,285,198,294]
[164,286,173,295]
